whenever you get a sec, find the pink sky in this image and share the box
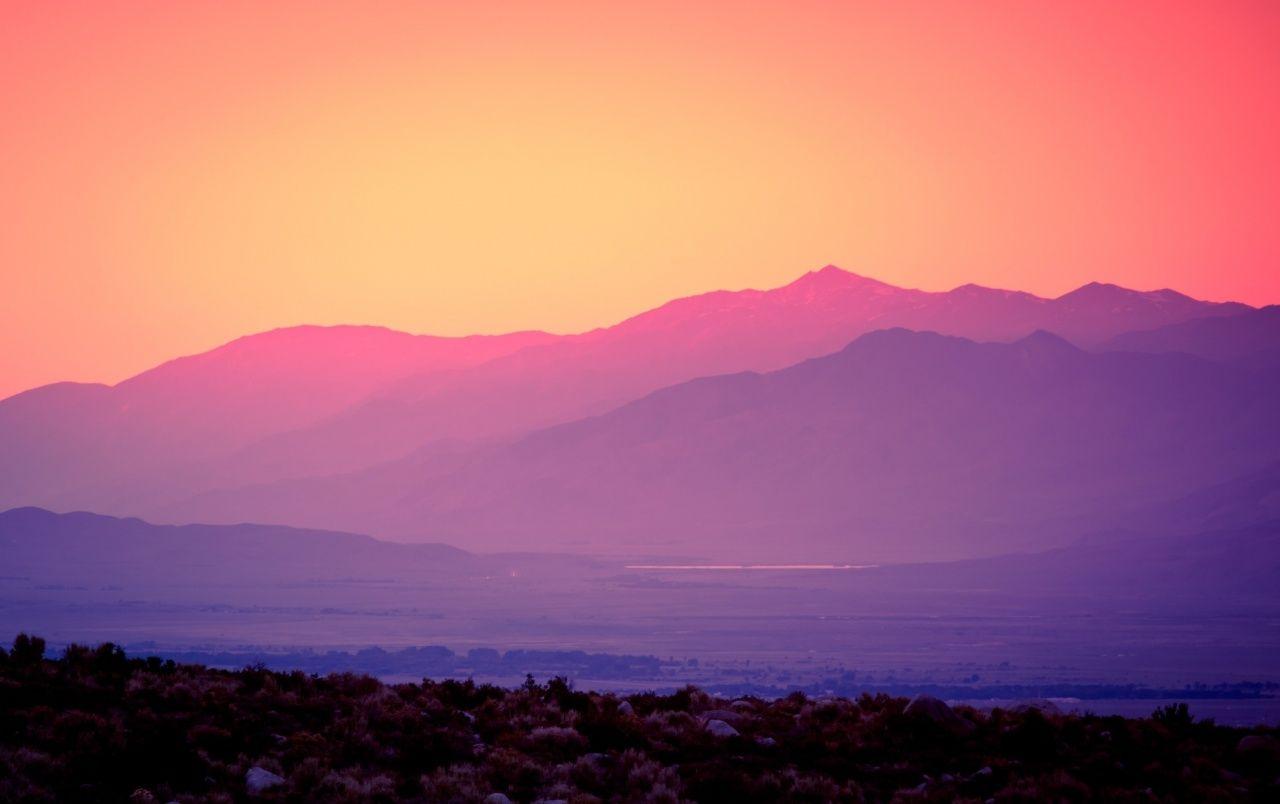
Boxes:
[2,1,1278,398]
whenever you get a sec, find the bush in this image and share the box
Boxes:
[0,638,1274,801]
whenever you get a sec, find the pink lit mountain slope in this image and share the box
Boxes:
[0,267,1250,515]
[172,269,1251,498]
[0,326,556,510]
[162,329,1280,563]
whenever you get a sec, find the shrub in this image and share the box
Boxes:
[0,638,1274,801]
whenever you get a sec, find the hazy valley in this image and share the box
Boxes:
[3,268,1279,727]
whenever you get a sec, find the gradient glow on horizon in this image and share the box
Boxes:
[2,1,1278,398]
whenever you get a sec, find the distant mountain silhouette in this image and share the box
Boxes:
[0,267,1253,517]
[6,507,1273,613]
[0,326,555,510]
[160,329,1280,562]
[864,520,1280,609]
[228,269,1250,484]
[0,506,475,588]
[1100,305,1280,370]
[1134,461,1280,535]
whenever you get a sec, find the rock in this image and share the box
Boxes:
[1237,734,1280,761]
[699,708,745,725]
[730,699,755,712]
[617,700,634,716]
[904,694,975,735]
[755,736,777,747]
[245,767,285,796]
[704,719,740,738]
[484,795,513,804]
[973,766,993,778]
[1010,699,1061,716]
[129,790,155,803]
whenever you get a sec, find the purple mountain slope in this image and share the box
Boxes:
[0,268,1252,516]
[1131,461,1280,534]
[159,329,1280,563]
[6,507,1274,614]
[864,520,1280,609]
[0,506,476,588]
[135,270,1254,504]
[1099,304,1280,369]
[0,326,556,511]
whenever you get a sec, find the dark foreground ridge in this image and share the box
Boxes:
[2,637,1278,803]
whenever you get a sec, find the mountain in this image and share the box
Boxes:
[1099,305,1280,369]
[0,267,1250,516]
[1134,461,1280,535]
[1039,282,1243,343]
[0,326,556,510]
[865,520,1280,609]
[131,270,1253,498]
[161,329,1280,562]
[6,507,1273,616]
[0,506,475,588]
[887,279,1251,347]
[233,270,1251,474]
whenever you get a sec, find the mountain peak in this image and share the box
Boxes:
[946,282,1043,303]
[1057,281,1128,300]
[1054,282,1236,316]
[1146,287,1196,303]
[783,265,900,294]
[1014,329,1080,354]
[1054,281,1193,307]
[0,506,59,523]
[834,327,964,358]
[792,264,854,282]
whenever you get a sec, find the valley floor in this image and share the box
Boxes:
[5,583,1280,726]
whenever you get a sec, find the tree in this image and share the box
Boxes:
[11,633,45,664]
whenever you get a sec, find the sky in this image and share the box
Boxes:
[2,1,1278,399]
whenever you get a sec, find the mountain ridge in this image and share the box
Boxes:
[154,326,1280,562]
[3,267,1249,405]
[0,267,1258,520]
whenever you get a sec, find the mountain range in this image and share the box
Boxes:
[0,326,554,513]
[0,266,1255,541]
[156,327,1280,561]
[5,507,1275,612]
[0,505,473,588]
[1099,304,1280,369]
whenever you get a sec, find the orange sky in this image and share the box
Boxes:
[2,1,1278,398]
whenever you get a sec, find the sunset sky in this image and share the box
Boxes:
[2,1,1278,398]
